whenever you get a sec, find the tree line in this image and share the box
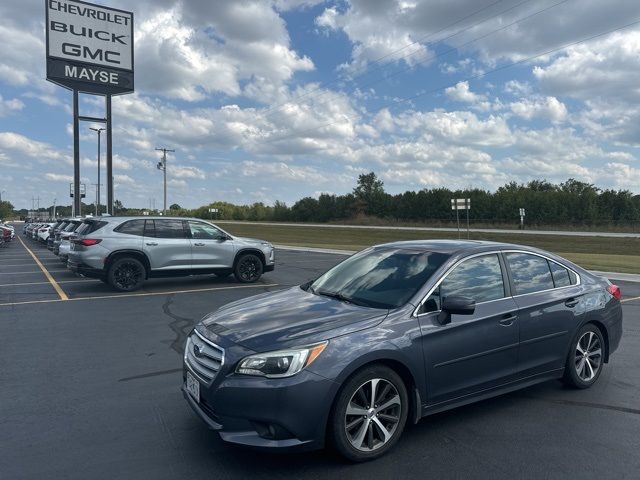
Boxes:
[187,173,640,229]
[13,173,640,229]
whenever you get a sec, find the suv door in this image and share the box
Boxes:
[186,220,235,270]
[417,253,519,404]
[504,252,585,377]
[142,219,191,271]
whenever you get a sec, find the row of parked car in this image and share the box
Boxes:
[22,216,276,292]
[0,221,15,246]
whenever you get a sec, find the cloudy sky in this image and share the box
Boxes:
[1,0,639,210]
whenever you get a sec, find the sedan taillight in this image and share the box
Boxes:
[606,284,621,300]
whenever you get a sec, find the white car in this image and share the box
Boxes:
[37,223,55,242]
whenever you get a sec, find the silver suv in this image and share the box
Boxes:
[66,216,275,291]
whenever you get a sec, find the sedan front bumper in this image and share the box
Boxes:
[182,367,337,451]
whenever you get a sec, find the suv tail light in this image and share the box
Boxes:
[75,238,102,246]
[606,284,621,300]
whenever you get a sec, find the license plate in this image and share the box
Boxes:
[186,371,200,403]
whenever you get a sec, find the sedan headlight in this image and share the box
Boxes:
[236,342,328,378]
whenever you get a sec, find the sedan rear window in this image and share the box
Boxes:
[506,253,555,295]
[309,248,450,309]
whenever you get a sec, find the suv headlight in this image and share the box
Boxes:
[236,342,327,378]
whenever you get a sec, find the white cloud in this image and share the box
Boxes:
[45,173,73,182]
[510,96,568,123]
[0,96,24,117]
[0,132,67,162]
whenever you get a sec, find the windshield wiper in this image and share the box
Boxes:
[315,289,359,305]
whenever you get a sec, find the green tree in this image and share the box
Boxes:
[0,200,14,219]
[353,172,387,216]
[169,203,181,210]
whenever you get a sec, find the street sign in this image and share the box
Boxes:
[451,198,471,239]
[451,198,471,210]
[519,208,526,216]
[46,0,134,95]
[208,208,219,213]
[69,183,86,198]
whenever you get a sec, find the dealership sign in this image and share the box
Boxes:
[46,0,134,95]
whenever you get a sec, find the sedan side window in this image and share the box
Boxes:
[549,260,571,288]
[420,254,505,314]
[506,253,555,295]
[188,221,225,240]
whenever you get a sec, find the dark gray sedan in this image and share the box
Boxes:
[182,240,623,461]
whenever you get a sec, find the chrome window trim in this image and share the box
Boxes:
[413,249,581,318]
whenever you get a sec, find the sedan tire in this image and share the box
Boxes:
[330,365,408,462]
[563,324,605,389]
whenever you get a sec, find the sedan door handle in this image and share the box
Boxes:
[145,242,158,246]
[193,242,206,247]
[499,313,517,326]
[565,298,579,308]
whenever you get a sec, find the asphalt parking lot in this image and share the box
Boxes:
[1,229,639,480]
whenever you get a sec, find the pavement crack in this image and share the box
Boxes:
[161,294,197,356]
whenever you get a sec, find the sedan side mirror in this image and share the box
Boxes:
[437,296,476,325]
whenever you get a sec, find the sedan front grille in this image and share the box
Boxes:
[185,331,224,384]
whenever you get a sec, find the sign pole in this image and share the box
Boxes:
[466,198,470,239]
[456,208,460,239]
[106,95,113,215]
[73,89,81,217]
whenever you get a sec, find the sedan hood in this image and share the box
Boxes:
[200,287,387,351]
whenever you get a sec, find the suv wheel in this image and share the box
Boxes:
[108,257,146,292]
[330,365,408,462]
[234,254,263,283]
[563,324,605,389]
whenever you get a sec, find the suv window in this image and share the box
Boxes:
[154,219,187,239]
[548,261,571,288]
[506,252,555,295]
[187,221,225,240]
[421,254,505,313]
[63,222,79,232]
[115,220,145,236]
[75,221,108,236]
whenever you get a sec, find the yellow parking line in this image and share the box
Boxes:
[0,283,280,308]
[621,295,640,303]
[17,237,68,301]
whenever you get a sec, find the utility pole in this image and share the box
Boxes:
[0,190,4,203]
[92,183,101,216]
[155,147,174,215]
[52,198,57,219]
[90,127,105,216]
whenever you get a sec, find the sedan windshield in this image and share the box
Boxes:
[309,248,450,309]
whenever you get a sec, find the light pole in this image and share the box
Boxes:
[155,147,174,215]
[90,127,105,215]
[0,190,5,203]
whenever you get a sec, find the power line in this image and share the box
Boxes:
[261,18,640,146]
[259,0,568,128]
[259,0,533,119]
